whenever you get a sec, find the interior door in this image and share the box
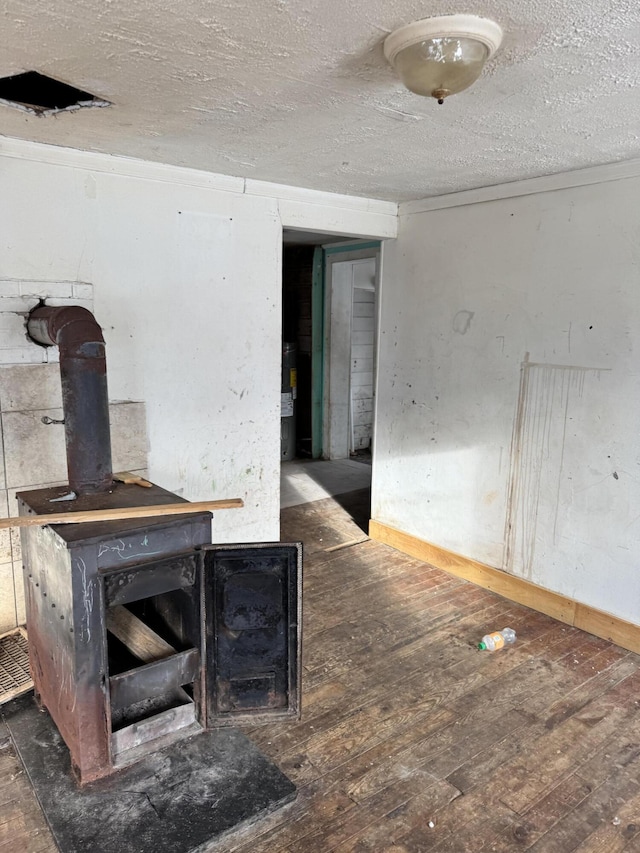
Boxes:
[325,254,378,459]
[350,260,377,454]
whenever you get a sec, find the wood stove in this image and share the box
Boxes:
[18,306,301,786]
[18,483,301,784]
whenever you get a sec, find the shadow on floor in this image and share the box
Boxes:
[330,487,371,536]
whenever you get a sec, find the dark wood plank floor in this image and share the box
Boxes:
[3,487,640,852]
[0,722,56,853]
[220,489,640,853]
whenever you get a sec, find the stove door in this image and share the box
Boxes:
[202,542,302,725]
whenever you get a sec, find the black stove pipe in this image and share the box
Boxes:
[27,305,113,494]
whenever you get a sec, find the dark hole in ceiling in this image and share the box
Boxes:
[0,71,109,115]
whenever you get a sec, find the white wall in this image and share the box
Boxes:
[0,139,396,611]
[0,154,283,550]
[374,177,640,625]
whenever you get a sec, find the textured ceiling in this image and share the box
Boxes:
[1,0,639,201]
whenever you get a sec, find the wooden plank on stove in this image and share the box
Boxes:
[106,605,175,663]
[0,497,244,529]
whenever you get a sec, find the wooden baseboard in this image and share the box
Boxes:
[369,519,640,655]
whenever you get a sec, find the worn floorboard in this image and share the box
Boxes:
[4,486,640,852]
[227,490,640,853]
[0,723,56,853]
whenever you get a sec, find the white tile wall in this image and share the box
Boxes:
[110,402,148,473]
[14,561,25,625]
[3,408,68,487]
[18,281,74,299]
[0,407,148,631]
[3,480,68,632]
[0,437,16,633]
[0,563,16,633]
[7,489,23,564]
[0,280,93,366]
[0,363,63,412]
[1,403,148,489]
[0,313,31,352]
[0,285,149,630]
[0,492,11,565]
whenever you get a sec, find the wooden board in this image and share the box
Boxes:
[106,606,175,663]
[113,471,153,488]
[0,497,243,530]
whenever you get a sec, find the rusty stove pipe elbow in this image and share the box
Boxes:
[27,306,113,494]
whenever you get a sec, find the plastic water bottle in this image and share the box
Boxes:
[477,627,516,651]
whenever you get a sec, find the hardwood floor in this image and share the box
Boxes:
[3,487,640,852]
[0,723,55,853]
[221,490,640,853]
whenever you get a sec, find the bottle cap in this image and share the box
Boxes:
[477,642,487,650]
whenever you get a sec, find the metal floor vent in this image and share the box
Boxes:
[0,628,33,705]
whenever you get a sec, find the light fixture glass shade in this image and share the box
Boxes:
[393,37,489,98]
[384,15,503,102]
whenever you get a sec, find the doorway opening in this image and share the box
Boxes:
[281,231,381,527]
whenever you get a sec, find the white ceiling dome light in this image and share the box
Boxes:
[384,14,503,104]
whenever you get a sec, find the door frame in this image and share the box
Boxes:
[321,243,380,460]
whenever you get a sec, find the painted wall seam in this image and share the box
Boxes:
[399,156,640,216]
[0,137,245,194]
[246,178,397,215]
[0,136,398,224]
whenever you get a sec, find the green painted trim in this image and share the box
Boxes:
[311,247,324,459]
[323,241,381,256]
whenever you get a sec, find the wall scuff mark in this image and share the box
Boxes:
[502,356,608,580]
[453,310,474,335]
